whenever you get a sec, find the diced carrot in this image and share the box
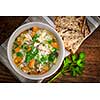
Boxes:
[15,47,20,52]
[21,66,30,73]
[17,40,22,45]
[28,59,35,68]
[32,26,39,32]
[28,47,31,52]
[43,66,49,71]
[31,31,36,37]
[17,37,22,45]
[51,42,59,48]
[14,57,22,65]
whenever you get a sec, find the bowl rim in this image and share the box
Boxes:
[7,22,65,80]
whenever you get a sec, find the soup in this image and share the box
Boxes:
[12,26,59,75]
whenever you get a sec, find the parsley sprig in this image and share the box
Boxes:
[48,52,86,83]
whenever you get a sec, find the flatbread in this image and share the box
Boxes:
[54,16,90,53]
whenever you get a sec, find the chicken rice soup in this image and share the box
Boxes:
[12,26,59,75]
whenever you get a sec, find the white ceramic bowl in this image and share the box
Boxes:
[7,22,65,80]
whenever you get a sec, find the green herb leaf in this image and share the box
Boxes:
[77,59,85,67]
[71,69,76,77]
[66,57,71,63]
[47,39,52,44]
[51,48,57,52]
[41,55,49,64]
[25,46,38,63]
[48,51,86,83]
[75,67,81,75]
[72,54,77,62]
[21,43,28,50]
[48,50,58,62]
[64,57,71,66]
[25,55,32,63]
[32,34,40,42]
[79,52,85,60]
[16,52,23,57]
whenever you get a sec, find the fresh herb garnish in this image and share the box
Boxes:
[32,34,40,42]
[25,46,38,63]
[51,48,57,52]
[48,52,86,83]
[48,48,58,62]
[48,52,56,62]
[47,39,52,44]
[21,43,28,50]
[16,52,23,57]
[25,55,32,63]
[41,55,49,64]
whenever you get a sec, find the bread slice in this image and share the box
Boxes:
[54,16,90,53]
[55,16,85,32]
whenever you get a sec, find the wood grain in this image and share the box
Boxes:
[0,16,100,83]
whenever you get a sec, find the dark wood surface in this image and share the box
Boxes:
[0,17,100,83]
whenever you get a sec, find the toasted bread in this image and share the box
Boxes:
[54,16,90,53]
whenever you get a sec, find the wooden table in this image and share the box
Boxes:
[0,17,100,83]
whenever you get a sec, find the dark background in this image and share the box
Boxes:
[0,17,100,82]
